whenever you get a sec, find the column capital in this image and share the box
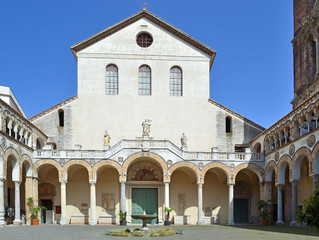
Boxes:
[89,180,96,185]
[276,183,283,189]
[228,182,235,186]
[59,179,67,184]
[120,180,126,184]
[313,33,319,42]
[290,179,298,184]
[197,182,203,187]
[13,181,21,185]
[0,178,6,183]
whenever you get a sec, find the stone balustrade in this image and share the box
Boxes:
[34,139,264,162]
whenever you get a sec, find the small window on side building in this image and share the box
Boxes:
[58,109,64,127]
[226,116,232,133]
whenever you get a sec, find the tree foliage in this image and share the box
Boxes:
[297,188,319,229]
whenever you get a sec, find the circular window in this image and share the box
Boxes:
[136,32,153,48]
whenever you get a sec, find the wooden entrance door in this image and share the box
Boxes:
[234,199,249,223]
[132,188,158,224]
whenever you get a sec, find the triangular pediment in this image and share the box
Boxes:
[70,9,216,68]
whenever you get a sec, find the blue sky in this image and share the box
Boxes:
[0,0,293,128]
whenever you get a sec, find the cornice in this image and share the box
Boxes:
[29,95,78,122]
[207,98,265,131]
[0,99,47,138]
[251,90,319,143]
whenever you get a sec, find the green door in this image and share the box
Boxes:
[234,199,249,223]
[132,188,158,224]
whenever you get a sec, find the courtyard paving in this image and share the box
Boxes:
[0,224,318,240]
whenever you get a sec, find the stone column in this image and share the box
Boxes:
[89,180,97,225]
[276,184,284,225]
[228,183,235,225]
[60,180,67,225]
[265,182,272,202]
[290,180,298,226]
[314,35,319,74]
[120,181,126,214]
[0,178,5,225]
[313,174,319,191]
[164,182,169,209]
[197,183,203,225]
[13,181,21,225]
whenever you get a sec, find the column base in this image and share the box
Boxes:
[60,219,67,225]
[89,220,97,226]
[276,220,284,225]
[227,222,235,226]
[290,221,299,226]
[13,220,22,225]
[197,221,203,225]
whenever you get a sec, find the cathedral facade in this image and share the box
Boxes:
[0,2,318,226]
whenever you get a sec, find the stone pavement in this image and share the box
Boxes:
[0,225,318,240]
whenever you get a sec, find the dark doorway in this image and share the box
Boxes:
[234,199,249,223]
[40,199,53,224]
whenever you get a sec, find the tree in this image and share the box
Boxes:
[297,188,319,229]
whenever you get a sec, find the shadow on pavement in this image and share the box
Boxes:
[229,225,319,237]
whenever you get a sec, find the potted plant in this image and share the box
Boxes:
[257,200,272,226]
[119,211,127,226]
[27,197,47,225]
[164,207,174,226]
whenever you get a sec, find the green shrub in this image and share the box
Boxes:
[297,187,319,229]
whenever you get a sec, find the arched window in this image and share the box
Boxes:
[6,118,10,135]
[139,65,151,95]
[58,109,64,127]
[106,64,118,95]
[170,66,182,96]
[226,116,232,133]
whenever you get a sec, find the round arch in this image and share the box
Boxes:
[122,152,168,176]
[312,141,319,175]
[33,160,63,181]
[62,160,92,181]
[92,160,122,181]
[168,162,200,183]
[232,163,264,183]
[291,147,312,180]
[4,147,20,181]
[20,154,33,177]
[277,155,291,184]
[265,161,277,182]
[201,162,231,184]
[253,142,262,153]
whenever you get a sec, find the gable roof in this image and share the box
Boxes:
[0,99,47,138]
[29,95,78,122]
[70,9,217,69]
[208,98,265,131]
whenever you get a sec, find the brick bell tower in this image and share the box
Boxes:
[292,0,319,108]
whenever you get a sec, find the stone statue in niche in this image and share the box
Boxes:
[102,194,115,212]
[178,193,186,214]
[181,132,187,146]
[104,130,111,145]
[142,119,152,135]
